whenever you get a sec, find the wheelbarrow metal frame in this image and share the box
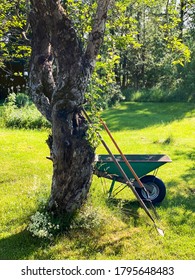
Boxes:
[94,154,171,202]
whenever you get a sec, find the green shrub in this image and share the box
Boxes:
[15,93,32,108]
[2,93,51,129]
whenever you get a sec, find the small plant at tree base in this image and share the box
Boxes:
[27,211,60,240]
[70,204,103,231]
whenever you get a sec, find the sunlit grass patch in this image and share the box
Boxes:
[0,102,194,260]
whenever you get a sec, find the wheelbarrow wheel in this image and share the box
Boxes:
[136,175,166,204]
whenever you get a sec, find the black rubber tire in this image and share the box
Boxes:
[135,175,166,204]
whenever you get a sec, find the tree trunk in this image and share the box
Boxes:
[48,108,95,214]
[29,0,110,216]
[179,0,185,40]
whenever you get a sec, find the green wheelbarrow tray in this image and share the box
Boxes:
[94,154,172,204]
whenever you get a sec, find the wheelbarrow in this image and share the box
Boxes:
[94,154,172,204]
[82,109,170,235]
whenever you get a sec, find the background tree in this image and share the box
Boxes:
[0,0,30,98]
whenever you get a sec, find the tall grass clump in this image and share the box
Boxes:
[2,92,51,129]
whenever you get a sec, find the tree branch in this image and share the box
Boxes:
[48,0,82,75]
[29,0,56,121]
[84,0,110,73]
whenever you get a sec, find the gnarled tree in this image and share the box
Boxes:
[29,0,110,215]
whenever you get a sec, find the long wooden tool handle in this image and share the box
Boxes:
[99,118,149,192]
[100,118,162,221]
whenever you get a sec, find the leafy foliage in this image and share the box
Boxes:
[0,0,31,66]
[0,0,195,105]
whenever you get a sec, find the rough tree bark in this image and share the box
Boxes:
[29,0,110,215]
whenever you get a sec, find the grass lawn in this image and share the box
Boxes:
[0,102,194,260]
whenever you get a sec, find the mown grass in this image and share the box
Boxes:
[0,102,194,260]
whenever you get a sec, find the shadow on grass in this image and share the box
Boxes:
[0,230,48,260]
[173,148,195,160]
[167,149,195,212]
[161,186,195,230]
[102,102,195,131]
[162,153,195,214]
[166,178,195,210]
[106,197,142,226]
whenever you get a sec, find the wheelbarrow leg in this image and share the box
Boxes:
[108,179,116,197]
